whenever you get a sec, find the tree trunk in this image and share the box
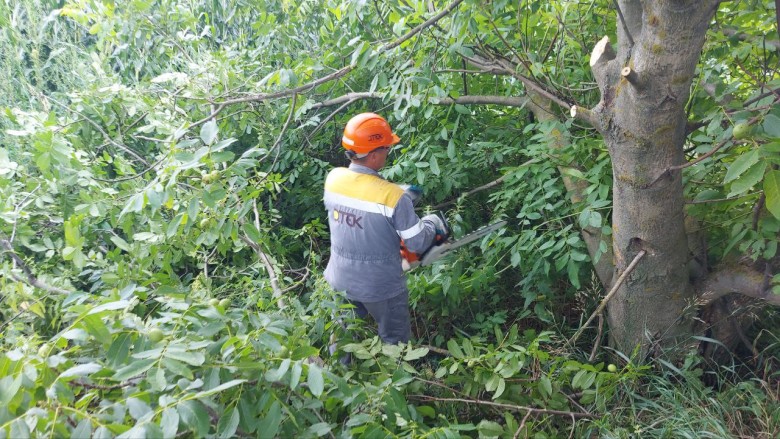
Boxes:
[589,1,721,356]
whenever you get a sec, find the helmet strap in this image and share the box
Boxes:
[345,150,369,161]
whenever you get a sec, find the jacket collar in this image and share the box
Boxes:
[348,163,381,177]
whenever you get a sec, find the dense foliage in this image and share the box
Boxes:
[1,0,778,437]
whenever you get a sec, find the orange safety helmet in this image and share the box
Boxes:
[342,113,401,155]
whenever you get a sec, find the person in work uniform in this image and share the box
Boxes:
[324,112,447,346]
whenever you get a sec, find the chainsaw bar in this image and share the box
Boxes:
[418,220,507,266]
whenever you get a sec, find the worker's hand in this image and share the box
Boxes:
[400,184,423,205]
[422,213,449,239]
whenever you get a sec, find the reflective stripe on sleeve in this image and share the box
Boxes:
[397,220,425,240]
[324,191,395,217]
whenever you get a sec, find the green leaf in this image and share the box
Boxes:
[307,422,332,437]
[0,375,23,406]
[290,361,302,389]
[477,420,504,437]
[110,236,131,252]
[165,348,205,366]
[429,155,440,175]
[762,114,780,138]
[113,358,156,381]
[538,375,552,398]
[193,379,246,399]
[724,149,759,184]
[59,362,102,379]
[492,377,506,399]
[160,408,179,439]
[216,407,240,439]
[265,359,291,382]
[200,120,218,145]
[567,259,581,289]
[178,400,210,436]
[257,401,282,437]
[307,364,324,397]
[446,339,464,359]
[244,223,263,244]
[403,347,429,361]
[72,419,92,439]
[10,419,30,439]
[727,161,766,197]
[765,171,780,220]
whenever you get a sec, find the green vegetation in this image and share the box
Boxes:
[1,0,778,437]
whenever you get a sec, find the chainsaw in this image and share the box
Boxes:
[400,219,507,271]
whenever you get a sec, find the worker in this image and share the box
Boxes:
[324,112,446,349]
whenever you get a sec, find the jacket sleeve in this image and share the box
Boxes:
[392,193,436,254]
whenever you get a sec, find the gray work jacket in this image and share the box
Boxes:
[323,164,435,303]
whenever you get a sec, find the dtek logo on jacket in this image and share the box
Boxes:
[333,209,363,229]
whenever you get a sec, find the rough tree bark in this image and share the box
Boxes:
[581,0,722,356]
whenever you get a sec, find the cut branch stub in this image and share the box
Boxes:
[620,67,639,86]
[590,36,616,67]
[570,105,601,131]
[589,36,618,94]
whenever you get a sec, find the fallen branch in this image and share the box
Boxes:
[0,239,70,295]
[241,234,286,308]
[569,250,647,345]
[407,395,594,419]
[255,93,298,188]
[46,96,150,166]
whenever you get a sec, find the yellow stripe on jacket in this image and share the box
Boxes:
[324,167,404,209]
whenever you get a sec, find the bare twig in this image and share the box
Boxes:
[421,345,450,356]
[10,184,40,243]
[514,410,533,439]
[612,0,634,49]
[240,200,286,308]
[588,313,604,362]
[569,250,647,345]
[744,87,780,106]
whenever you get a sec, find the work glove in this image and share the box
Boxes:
[400,184,423,205]
[421,213,449,239]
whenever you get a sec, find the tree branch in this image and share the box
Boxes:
[697,263,779,306]
[407,395,594,419]
[612,0,634,49]
[0,239,70,295]
[720,27,780,51]
[191,0,465,127]
[0,239,71,294]
[465,53,574,110]
[643,114,761,189]
[46,96,150,166]
[589,36,617,90]
[569,105,600,129]
[433,95,529,108]
[428,158,540,210]
[569,250,647,345]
